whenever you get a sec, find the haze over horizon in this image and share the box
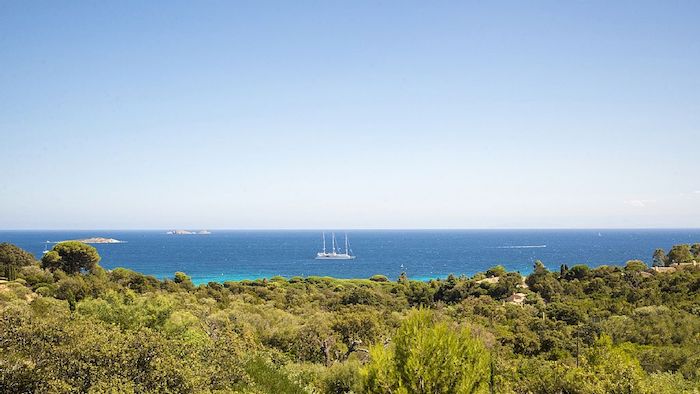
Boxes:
[2,1,699,230]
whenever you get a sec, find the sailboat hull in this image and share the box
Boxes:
[315,254,356,260]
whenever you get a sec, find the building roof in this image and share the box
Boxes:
[506,292,527,304]
[651,266,677,273]
[476,276,500,284]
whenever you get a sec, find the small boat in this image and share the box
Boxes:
[42,241,50,254]
[315,232,356,260]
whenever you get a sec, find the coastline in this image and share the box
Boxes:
[189,273,453,286]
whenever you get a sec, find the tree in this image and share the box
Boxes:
[652,248,667,267]
[489,272,522,299]
[174,271,194,290]
[531,260,548,277]
[690,243,700,258]
[559,264,569,278]
[332,309,382,355]
[526,261,562,302]
[624,260,648,272]
[546,302,584,325]
[406,281,434,306]
[3,265,18,280]
[667,244,693,265]
[565,265,590,280]
[40,251,62,271]
[0,243,36,268]
[485,265,506,278]
[41,241,101,274]
[363,309,490,393]
[570,334,646,393]
[174,271,191,284]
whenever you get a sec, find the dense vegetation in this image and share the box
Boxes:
[1,241,699,393]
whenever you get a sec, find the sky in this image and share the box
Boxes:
[1,1,699,229]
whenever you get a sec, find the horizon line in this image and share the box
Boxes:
[2,227,700,231]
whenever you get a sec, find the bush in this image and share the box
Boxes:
[41,242,101,274]
[624,260,648,272]
[0,243,37,268]
[363,309,490,393]
[173,272,194,290]
[486,265,506,278]
[19,265,54,287]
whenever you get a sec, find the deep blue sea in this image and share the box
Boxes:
[1,230,698,285]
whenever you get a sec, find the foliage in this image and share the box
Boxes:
[41,241,101,274]
[1,242,700,393]
[625,259,648,272]
[525,260,562,301]
[667,244,694,265]
[691,243,700,258]
[363,309,490,393]
[653,248,668,266]
[0,242,37,268]
[173,271,195,290]
[485,265,506,278]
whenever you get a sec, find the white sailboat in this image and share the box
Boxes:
[315,232,355,260]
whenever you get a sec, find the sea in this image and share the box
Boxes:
[1,229,698,285]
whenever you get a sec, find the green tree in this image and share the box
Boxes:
[489,272,521,299]
[566,335,646,394]
[529,260,548,278]
[406,281,434,306]
[690,243,700,258]
[640,372,698,394]
[485,265,506,278]
[363,309,490,393]
[4,265,18,280]
[652,248,667,266]
[41,242,101,274]
[40,251,62,271]
[0,243,36,268]
[332,308,382,355]
[565,264,590,280]
[559,264,569,277]
[526,261,562,302]
[624,260,648,272]
[667,244,693,265]
[174,271,191,284]
[173,271,195,290]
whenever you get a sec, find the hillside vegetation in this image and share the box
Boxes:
[1,242,699,393]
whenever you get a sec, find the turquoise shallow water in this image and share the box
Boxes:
[1,229,698,285]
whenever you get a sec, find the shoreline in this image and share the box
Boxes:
[189,274,458,286]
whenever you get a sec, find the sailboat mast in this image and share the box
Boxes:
[332,232,337,254]
[322,232,326,254]
[345,233,349,255]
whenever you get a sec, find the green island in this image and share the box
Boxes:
[1,241,699,393]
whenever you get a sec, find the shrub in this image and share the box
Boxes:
[363,309,490,393]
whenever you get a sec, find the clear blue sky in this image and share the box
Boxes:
[1,1,699,229]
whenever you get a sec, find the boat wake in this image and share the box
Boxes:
[496,245,547,249]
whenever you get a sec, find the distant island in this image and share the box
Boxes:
[166,230,211,235]
[57,237,125,244]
